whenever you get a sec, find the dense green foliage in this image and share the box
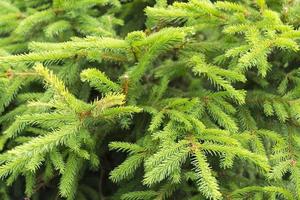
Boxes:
[0,0,300,199]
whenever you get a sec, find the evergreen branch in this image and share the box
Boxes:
[231,186,293,200]
[190,55,246,104]
[81,68,121,93]
[191,148,222,200]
